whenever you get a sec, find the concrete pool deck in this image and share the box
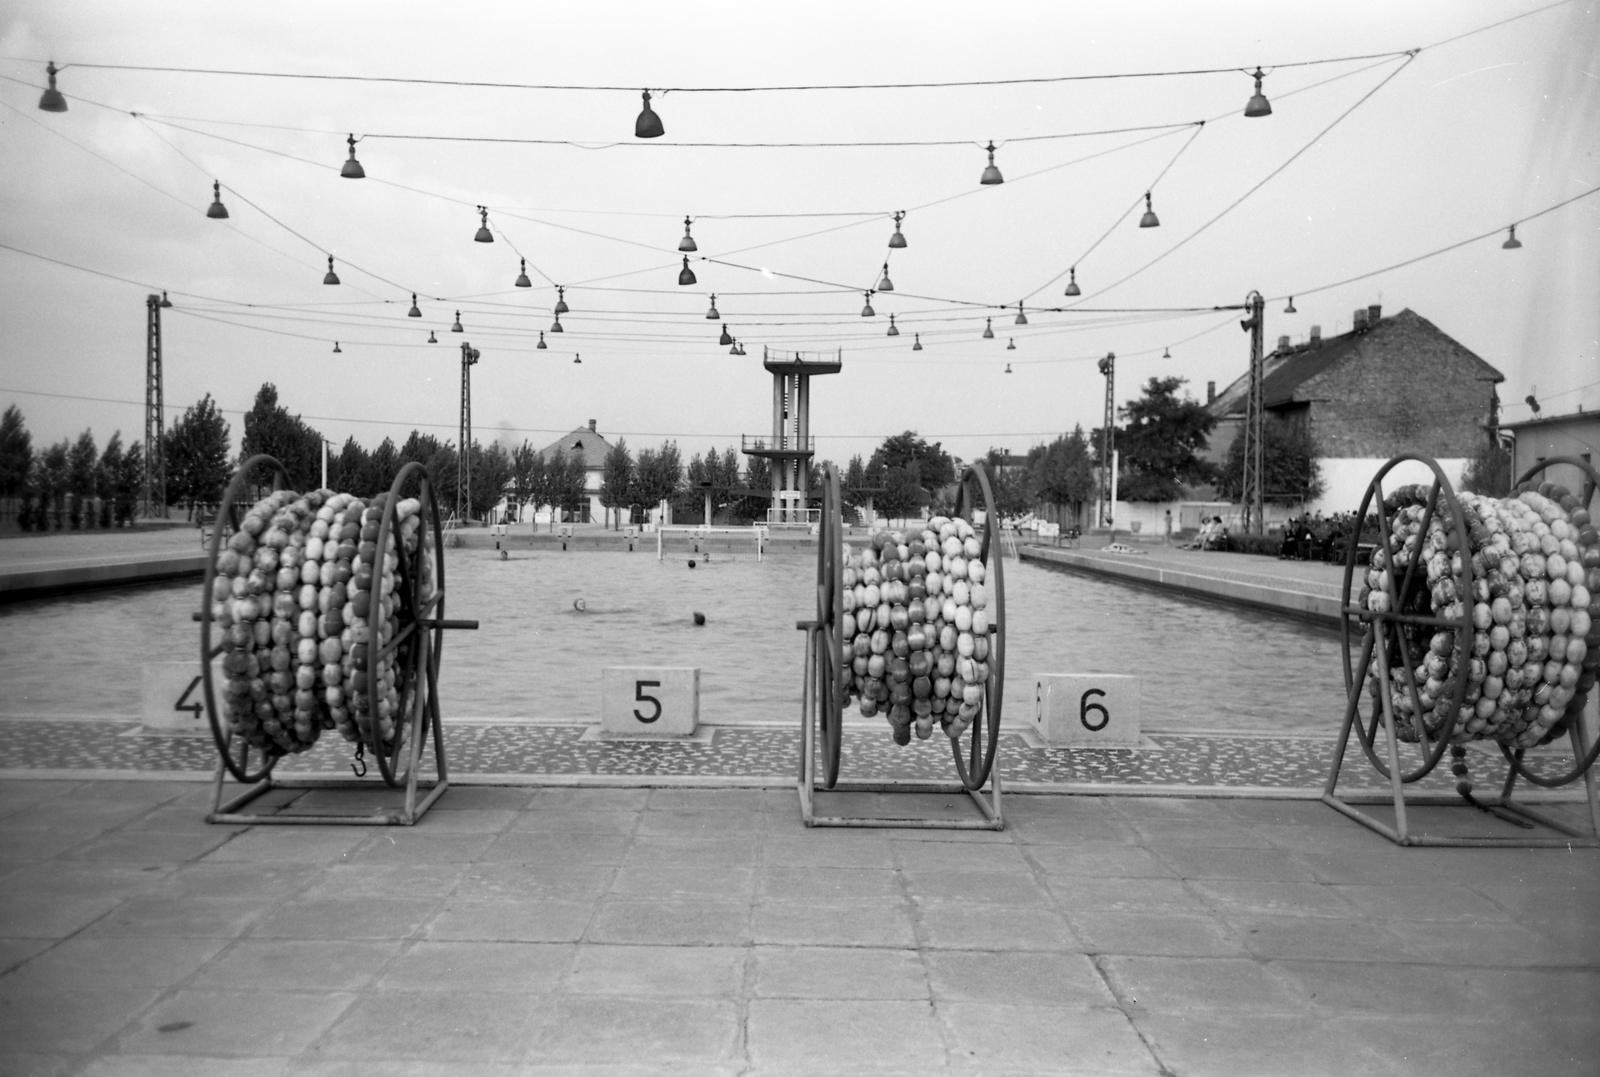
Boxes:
[1,779,1596,1076]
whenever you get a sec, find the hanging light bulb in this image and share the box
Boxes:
[158,291,173,309]
[408,293,422,317]
[323,256,340,285]
[1163,347,1171,359]
[428,330,438,343]
[719,324,733,345]
[1502,225,1522,249]
[537,331,547,349]
[1139,192,1161,228]
[1283,296,1297,314]
[1064,266,1081,297]
[887,314,900,337]
[679,216,697,252]
[340,134,365,178]
[451,311,464,331]
[37,61,67,112]
[888,211,907,249]
[979,141,1003,185]
[573,353,582,364]
[551,313,564,332]
[982,317,994,340]
[861,291,876,317]
[679,257,697,286]
[912,333,923,352]
[1007,338,1016,351]
[332,341,342,353]
[206,180,229,219]
[877,263,894,292]
[729,339,740,354]
[1005,363,1013,374]
[705,294,720,319]
[515,259,532,288]
[474,206,494,243]
[1014,302,1028,326]
[555,286,569,314]
[1244,67,1272,118]
[635,90,664,138]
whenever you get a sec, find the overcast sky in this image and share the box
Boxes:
[2,1,1595,472]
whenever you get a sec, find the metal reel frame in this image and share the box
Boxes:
[796,462,1003,830]
[202,457,476,826]
[1323,453,1600,846]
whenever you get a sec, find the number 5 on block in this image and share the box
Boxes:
[1031,674,1141,747]
[602,667,700,735]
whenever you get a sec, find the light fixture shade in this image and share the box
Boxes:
[861,292,876,317]
[1502,225,1522,249]
[706,294,719,319]
[555,286,569,314]
[1139,192,1160,228]
[1005,363,1012,373]
[408,293,422,317]
[1163,347,1171,359]
[888,211,907,248]
[1244,68,1272,118]
[635,90,664,139]
[729,341,739,354]
[982,318,994,339]
[333,341,341,353]
[887,314,899,337]
[1014,303,1028,325]
[158,291,173,309]
[451,311,463,331]
[679,257,697,286]
[323,256,340,285]
[877,263,894,292]
[1007,338,1016,350]
[474,206,493,243]
[679,216,697,252]
[574,354,582,364]
[515,259,532,288]
[979,141,1003,185]
[537,331,547,349]
[38,62,66,112]
[428,330,438,343]
[912,333,923,351]
[206,180,229,219]
[1283,296,1296,313]
[341,134,365,178]
[1065,267,1081,296]
[550,314,563,332]
[719,324,733,345]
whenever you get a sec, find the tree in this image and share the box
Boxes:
[870,432,954,504]
[329,436,370,495]
[64,429,97,529]
[632,440,682,519]
[548,448,588,521]
[734,452,771,523]
[1116,377,1217,501]
[97,432,124,528]
[1026,427,1096,524]
[510,441,543,522]
[164,394,232,517]
[1461,435,1512,497]
[0,405,32,497]
[875,462,927,526]
[982,449,1033,520]
[240,383,322,491]
[472,441,514,521]
[1215,418,1325,503]
[599,438,634,528]
[361,437,400,499]
[114,441,143,527]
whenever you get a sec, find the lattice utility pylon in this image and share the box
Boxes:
[141,294,167,518]
[1097,352,1115,527]
[458,343,479,523]
[1239,292,1266,533]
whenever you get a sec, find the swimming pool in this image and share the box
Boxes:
[0,549,1346,734]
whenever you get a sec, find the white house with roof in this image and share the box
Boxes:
[495,419,616,526]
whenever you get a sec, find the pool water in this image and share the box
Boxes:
[0,550,1347,734]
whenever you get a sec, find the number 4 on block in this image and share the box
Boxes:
[602,667,700,736]
[1031,674,1141,747]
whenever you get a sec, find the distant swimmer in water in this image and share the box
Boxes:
[687,559,696,569]
[500,549,509,561]
[693,612,706,626]
[573,598,586,612]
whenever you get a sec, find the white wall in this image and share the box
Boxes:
[1310,457,1467,516]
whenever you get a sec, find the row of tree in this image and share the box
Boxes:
[1,405,149,529]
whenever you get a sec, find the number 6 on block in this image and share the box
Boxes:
[603,667,700,735]
[1030,674,1141,747]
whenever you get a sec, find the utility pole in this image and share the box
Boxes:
[1239,292,1265,533]
[458,343,479,524]
[1097,352,1115,528]
[141,294,168,519]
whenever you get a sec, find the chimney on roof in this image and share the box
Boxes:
[1310,325,1322,345]
[1277,334,1290,351]
[588,419,597,432]
[1367,304,1382,325]
[1206,380,1215,404]
[1353,308,1369,332]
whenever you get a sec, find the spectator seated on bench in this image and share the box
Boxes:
[1184,516,1225,550]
